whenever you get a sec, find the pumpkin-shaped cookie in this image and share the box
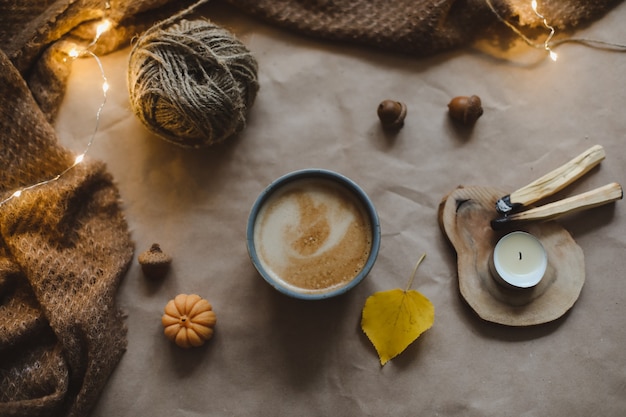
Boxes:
[162,294,217,348]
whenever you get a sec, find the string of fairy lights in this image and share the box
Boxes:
[1,1,625,209]
[485,0,626,60]
[530,0,558,61]
[0,16,112,208]
[485,0,558,60]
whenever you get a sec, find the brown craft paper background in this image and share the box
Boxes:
[51,1,626,416]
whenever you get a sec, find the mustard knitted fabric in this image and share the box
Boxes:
[0,1,179,415]
[0,48,133,416]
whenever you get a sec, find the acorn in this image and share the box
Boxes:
[447,95,483,125]
[138,243,172,279]
[377,99,407,130]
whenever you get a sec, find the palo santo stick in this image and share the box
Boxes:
[491,182,623,230]
[495,144,606,214]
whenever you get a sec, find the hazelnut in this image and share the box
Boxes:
[447,95,483,125]
[138,243,172,279]
[377,99,407,130]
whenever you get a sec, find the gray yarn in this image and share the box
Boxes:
[128,18,259,147]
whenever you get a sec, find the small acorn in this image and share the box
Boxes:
[447,95,483,125]
[138,243,172,279]
[377,99,407,130]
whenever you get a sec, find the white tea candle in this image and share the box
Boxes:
[490,231,547,289]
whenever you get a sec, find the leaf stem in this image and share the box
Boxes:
[405,253,426,292]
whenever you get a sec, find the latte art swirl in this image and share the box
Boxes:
[253,178,372,293]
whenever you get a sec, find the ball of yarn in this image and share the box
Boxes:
[128,19,259,148]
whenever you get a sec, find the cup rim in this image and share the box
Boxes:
[246,168,381,300]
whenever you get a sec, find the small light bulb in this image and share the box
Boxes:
[549,50,558,61]
[95,19,112,39]
[531,0,538,12]
[1,15,112,210]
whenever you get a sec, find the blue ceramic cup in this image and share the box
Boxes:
[246,169,381,300]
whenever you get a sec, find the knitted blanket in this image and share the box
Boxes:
[0,2,191,416]
[0,47,133,416]
[226,0,623,56]
[0,0,621,416]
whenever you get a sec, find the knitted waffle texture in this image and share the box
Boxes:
[0,48,133,416]
[0,1,176,415]
[225,0,622,55]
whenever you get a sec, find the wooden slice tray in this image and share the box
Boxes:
[438,186,585,326]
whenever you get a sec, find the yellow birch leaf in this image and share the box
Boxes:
[361,253,434,366]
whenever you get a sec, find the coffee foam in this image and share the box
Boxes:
[253,178,372,294]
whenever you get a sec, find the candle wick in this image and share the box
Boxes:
[519,251,522,260]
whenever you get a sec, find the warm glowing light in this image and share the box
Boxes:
[68,47,80,58]
[530,0,557,62]
[95,19,112,40]
[1,12,111,208]
[484,0,558,62]
[487,0,626,63]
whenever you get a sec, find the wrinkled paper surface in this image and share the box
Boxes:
[55,2,626,415]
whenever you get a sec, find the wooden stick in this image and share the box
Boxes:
[491,182,622,230]
[495,145,606,214]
